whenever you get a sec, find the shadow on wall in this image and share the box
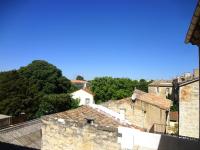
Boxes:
[158,135,200,150]
[0,141,39,150]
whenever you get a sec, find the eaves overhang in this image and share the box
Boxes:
[185,0,200,45]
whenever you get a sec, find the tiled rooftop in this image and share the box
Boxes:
[134,89,172,110]
[71,80,87,84]
[149,80,173,87]
[43,105,142,130]
[103,90,172,110]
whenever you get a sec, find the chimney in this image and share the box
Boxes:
[85,117,95,125]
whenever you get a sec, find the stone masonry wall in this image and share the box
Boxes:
[179,81,199,138]
[102,100,167,131]
[148,86,172,99]
[41,119,121,150]
[101,101,135,125]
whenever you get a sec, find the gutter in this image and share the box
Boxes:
[185,1,200,44]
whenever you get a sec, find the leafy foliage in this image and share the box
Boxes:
[76,75,84,80]
[90,77,152,103]
[35,94,79,117]
[167,93,178,111]
[0,60,79,119]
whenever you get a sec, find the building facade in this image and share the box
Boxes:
[185,0,200,139]
[102,89,172,133]
[179,79,199,138]
[41,104,200,150]
[71,89,94,105]
[41,105,141,150]
[148,80,173,98]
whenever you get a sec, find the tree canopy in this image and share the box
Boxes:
[0,60,79,119]
[90,77,152,104]
[76,75,84,80]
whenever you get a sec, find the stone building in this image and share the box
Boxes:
[184,0,200,139]
[101,89,172,133]
[178,78,199,138]
[148,80,173,98]
[41,104,143,150]
[71,88,94,106]
[167,111,178,134]
[40,102,200,150]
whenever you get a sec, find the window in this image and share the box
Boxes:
[85,98,90,104]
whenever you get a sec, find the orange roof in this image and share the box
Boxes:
[71,80,87,84]
[134,89,172,110]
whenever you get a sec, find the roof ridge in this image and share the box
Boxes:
[133,90,172,110]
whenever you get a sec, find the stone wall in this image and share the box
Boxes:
[101,100,135,125]
[133,100,168,131]
[102,100,168,132]
[179,81,199,138]
[148,86,172,98]
[41,118,200,150]
[41,119,121,150]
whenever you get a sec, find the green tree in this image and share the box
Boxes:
[0,60,75,119]
[35,94,79,117]
[90,77,151,104]
[136,79,150,92]
[76,75,84,80]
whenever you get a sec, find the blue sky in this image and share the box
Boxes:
[0,0,198,80]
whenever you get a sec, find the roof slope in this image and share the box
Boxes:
[133,89,172,110]
[71,80,87,84]
[148,80,173,87]
[43,105,142,130]
[185,0,200,44]
[0,119,41,149]
[179,77,199,87]
[101,97,132,106]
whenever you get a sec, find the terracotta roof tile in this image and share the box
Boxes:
[134,89,172,110]
[103,90,171,110]
[149,80,173,87]
[71,80,87,84]
[44,105,143,131]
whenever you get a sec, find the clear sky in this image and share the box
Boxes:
[0,0,198,80]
